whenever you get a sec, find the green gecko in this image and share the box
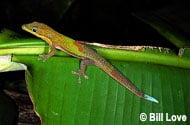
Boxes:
[22,22,158,103]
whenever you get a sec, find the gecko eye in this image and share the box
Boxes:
[32,26,38,32]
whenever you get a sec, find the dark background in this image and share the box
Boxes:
[0,0,186,47]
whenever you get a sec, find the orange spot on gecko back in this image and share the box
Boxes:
[73,41,83,52]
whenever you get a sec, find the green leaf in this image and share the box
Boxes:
[1,29,190,124]
[12,55,189,125]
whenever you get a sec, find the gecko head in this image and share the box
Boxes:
[22,21,54,38]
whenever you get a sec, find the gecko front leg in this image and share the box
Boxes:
[39,44,56,61]
[72,58,95,83]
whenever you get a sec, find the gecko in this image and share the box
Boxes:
[22,22,158,103]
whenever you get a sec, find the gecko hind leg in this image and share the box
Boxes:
[72,58,95,83]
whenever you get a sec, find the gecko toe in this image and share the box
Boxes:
[38,55,48,62]
[83,74,89,79]
[71,71,78,75]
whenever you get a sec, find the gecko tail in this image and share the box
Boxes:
[144,94,159,103]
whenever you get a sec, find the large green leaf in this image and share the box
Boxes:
[0,29,190,124]
[12,54,189,125]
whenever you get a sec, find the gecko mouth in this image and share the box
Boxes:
[21,24,42,38]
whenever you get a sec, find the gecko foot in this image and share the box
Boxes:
[38,54,49,62]
[71,70,89,83]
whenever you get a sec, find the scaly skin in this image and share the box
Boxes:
[22,21,158,103]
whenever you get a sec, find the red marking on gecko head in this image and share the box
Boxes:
[73,41,83,52]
